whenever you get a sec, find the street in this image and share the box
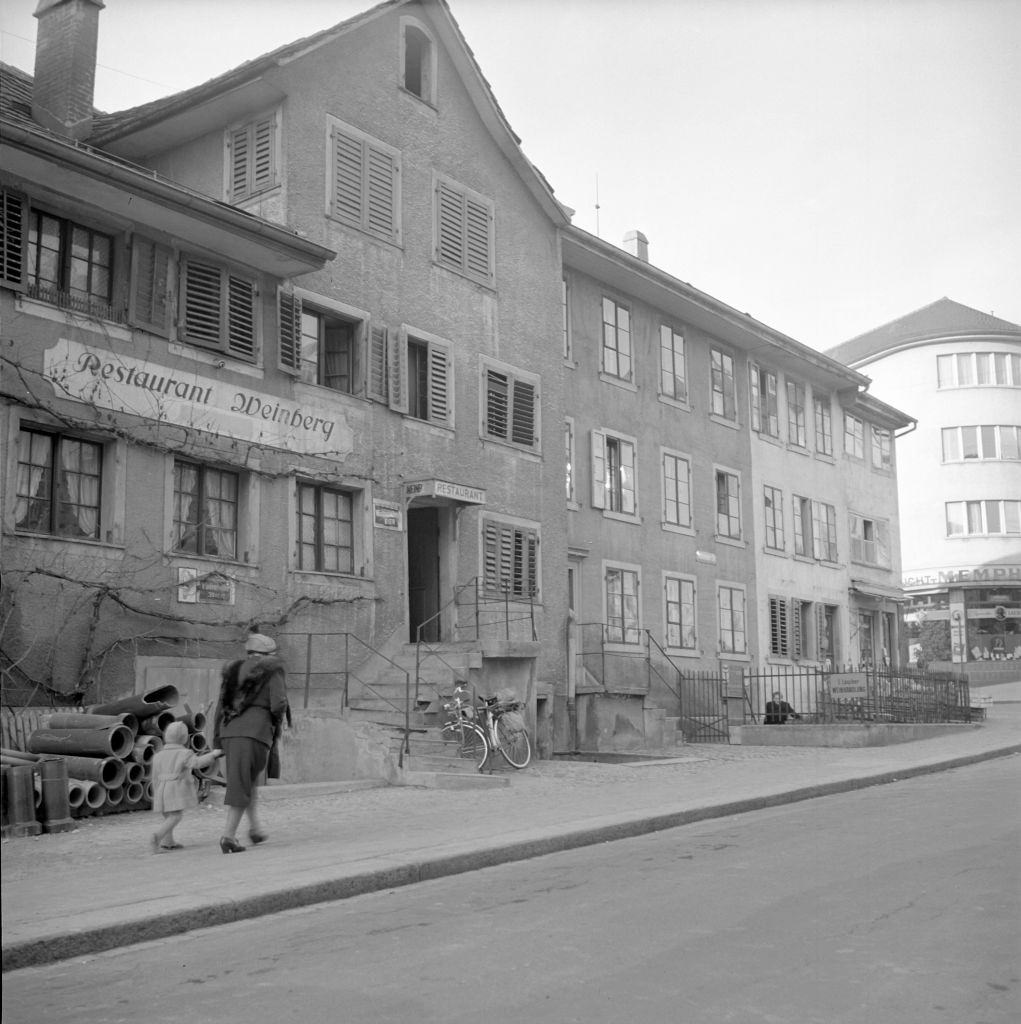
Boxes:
[3,757,1019,1024]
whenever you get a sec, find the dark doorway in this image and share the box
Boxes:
[408,506,441,641]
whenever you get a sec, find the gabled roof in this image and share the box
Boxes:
[827,298,1021,368]
[87,0,568,225]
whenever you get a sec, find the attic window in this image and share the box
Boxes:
[401,18,436,105]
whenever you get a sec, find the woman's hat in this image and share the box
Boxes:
[245,633,277,654]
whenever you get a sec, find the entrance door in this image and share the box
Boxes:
[408,506,441,642]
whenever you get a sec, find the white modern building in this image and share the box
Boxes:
[827,299,1021,679]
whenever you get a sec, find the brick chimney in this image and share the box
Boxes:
[623,230,649,262]
[32,0,105,140]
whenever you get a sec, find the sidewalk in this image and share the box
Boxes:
[3,693,1020,973]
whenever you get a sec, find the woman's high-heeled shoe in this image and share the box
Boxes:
[249,830,268,845]
[219,836,245,854]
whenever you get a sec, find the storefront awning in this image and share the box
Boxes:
[849,580,904,602]
[403,479,486,507]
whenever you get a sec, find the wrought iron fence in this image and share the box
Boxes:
[744,664,972,724]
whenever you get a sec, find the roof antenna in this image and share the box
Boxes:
[595,174,601,237]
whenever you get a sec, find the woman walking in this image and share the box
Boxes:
[213,632,288,854]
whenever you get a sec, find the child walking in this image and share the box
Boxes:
[150,721,222,853]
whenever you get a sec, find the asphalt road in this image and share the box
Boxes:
[4,757,1019,1024]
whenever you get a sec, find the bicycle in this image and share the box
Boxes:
[476,693,532,770]
[440,684,489,770]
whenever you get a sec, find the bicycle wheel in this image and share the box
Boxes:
[495,716,531,769]
[441,722,488,770]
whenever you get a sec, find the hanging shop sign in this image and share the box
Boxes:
[43,339,352,457]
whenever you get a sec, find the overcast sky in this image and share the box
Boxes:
[2,0,1018,350]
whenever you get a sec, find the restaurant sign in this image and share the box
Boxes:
[403,480,486,504]
[43,339,352,457]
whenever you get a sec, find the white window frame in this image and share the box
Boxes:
[714,466,742,541]
[664,572,697,653]
[937,351,1021,388]
[592,428,638,520]
[843,413,865,460]
[787,379,807,448]
[400,326,454,428]
[280,288,370,395]
[763,484,785,551]
[562,277,572,363]
[601,296,633,382]
[327,117,402,245]
[942,425,1021,462]
[945,500,1021,537]
[399,14,438,105]
[750,364,779,438]
[850,512,891,567]
[659,324,687,403]
[717,582,747,657]
[814,393,833,455]
[604,561,642,646]
[710,347,737,421]
[794,496,838,562]
[870,425,892,472]
[661,447,693,531]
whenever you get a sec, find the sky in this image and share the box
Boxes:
[2,0,1018,350]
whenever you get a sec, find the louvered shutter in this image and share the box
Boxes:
[332,127,364,226]
[367,323,388,402]
[230,125,251,200]
[226,274,256,359]
[510,379,536,447]
[427,343,451,426]
[464,194,492,281]
[483,519,513,595]
[182,259,224,347]
[791,599,803,659]
[436,181,464,271]
[514,529,538,597]
[129,236,171,336]
[485,369,509,439]
[388,331,408,413]
[366,144,397,239]
[0,189,28,292]
[591,430,607,509]
[769,597,788,656]
[278,290,302,372]
[251,118,275,194]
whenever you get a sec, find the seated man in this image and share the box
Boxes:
[764,690,800,724]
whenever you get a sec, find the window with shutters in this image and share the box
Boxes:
[715,468,742,540]
[717,583,747,655]
[482,517,539,599]
[297,482,357,574]
[850,513,891,567]
[763,485,784,551]
[388,327,452,427]
[483,360,538,451]
[591,429,637,518]
[179,257,258,360]
[400,17,437,105]
[278,289,368,394]
[710,347,737,421]
[328,118,401,245]
[605,563,641,645]
[664,574,697,651]
[661,449,692,530]
[434,175,494,286]
[750,364,779,438]
[794,495,838,562]
[226,113,278,203]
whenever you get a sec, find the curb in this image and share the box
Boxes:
[3,743,1019,973]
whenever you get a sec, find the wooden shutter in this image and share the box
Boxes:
[388,331,408,413]
[230,125,251,199]
[251,118,275,194]
[332,126,398,241]
[332,126,364,226]
[485,369,509,439]
[226,274,256,359]
[367,323,388,402]
[591,430,607,509]
[791,599,803,660]
[427,342,451,426]
[510,379,536,447]
[464,194,492,281]
[0,189,28,292]
[278,290,302,372]
[366,144,397,240]
[129,236,171,336]
[769,597,788,656]
[483,519,512,595]
[436,180,464,271]
[181,259,224,346]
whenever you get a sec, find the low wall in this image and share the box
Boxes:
[278,710,401,783]
[731,722,982,747]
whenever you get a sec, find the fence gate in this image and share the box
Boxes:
[678,669,731,743]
